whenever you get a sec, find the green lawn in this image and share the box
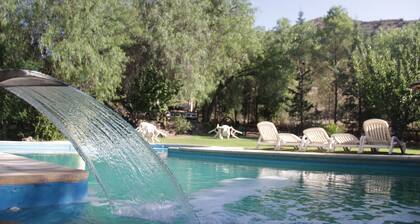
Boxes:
[161,135,420,155]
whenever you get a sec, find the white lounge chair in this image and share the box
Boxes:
[358,119,406,154]
[302,127,334,152]
[256,121,303,150]
[278,133,304,150]
[332,133,360,152]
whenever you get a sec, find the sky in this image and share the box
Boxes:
[250,0,420,29]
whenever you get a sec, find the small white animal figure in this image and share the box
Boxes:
[136,122,167,143]
[208,124,243,140]
[230,127,243,139]
[22,136,34,141]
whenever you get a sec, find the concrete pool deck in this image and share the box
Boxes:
[0,152,88,210]
[0,152,87,185]
[168,146,420,164]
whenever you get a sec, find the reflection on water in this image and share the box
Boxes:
[168,155,420,223]
[5,153,420,223]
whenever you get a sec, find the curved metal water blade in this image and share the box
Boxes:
[0,70,198,223]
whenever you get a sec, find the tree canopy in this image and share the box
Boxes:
[0,1,419,142]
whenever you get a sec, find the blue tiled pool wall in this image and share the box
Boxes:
[0,181,88,211]
[167,149,420,168]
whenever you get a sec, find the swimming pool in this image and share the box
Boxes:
[1,149,420,223]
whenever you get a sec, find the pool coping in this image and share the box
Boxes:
[0,153,88,211]
[0,152,88,185]
[1,140,419,163]
[0,141,77,154]
[168,145,420,163]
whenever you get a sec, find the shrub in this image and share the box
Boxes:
[173,116,192,134]
[34,115,65,140]
[323,123,344,136]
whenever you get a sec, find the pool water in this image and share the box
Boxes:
[1,152,420,223]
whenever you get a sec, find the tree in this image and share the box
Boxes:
[353,22,420,137]
[0,1,55,140]
[39,0,139,101]
[318,6,354,123]
[123,0,210,106]
[125,69,180,120]
[255,19,294,121]
[201,0,262,122]
[340,24,364,134]
[0,0,139,139]
[287,12,319,131]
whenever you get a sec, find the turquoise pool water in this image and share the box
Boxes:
[1,151,420,223]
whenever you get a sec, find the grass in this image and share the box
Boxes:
[162,135,259,148]
[161,134,420,155]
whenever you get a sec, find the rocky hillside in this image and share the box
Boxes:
[311,18,418,33]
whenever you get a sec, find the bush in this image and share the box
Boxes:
[173,116,192,134]
[323,123,344,136]
[34,116,65,141]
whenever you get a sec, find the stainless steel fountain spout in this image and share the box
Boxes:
[0,69,67,87]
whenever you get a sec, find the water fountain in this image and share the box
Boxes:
[0,69,198,223]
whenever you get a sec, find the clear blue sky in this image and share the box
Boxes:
[250,0,420,29]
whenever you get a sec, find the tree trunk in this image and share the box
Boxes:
[0,120,5,140]
[357,91,363,136]
[299,70,304,131]
[334,73,338,124]
[202,76,238,122]
[254,95,258,124]
[202,102,214,123]
[202,90,219,122]
[202,67,256,122]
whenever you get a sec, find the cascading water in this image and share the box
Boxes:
[4,84,198,223]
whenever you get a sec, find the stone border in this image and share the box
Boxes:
[168,146,420,164]
[0,141,77,154]
[0,152,88,185]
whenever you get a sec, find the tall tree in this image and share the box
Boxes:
[0,0,139,139]
[123,0,209,121]
[124,0,210,99]
[353,22,420,137]
[287,12,318,131]
[340,23,364,134]
[255,19,294,121]
[318,6,353,123]
[39,0,139,101]
[201,0,262,122]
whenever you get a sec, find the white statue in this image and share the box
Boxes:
[136,122,167,143]
[208,124,242,139]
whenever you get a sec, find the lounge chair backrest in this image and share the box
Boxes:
[257,121,279,141]
[363,119,391,144]
[303,127,330,143]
